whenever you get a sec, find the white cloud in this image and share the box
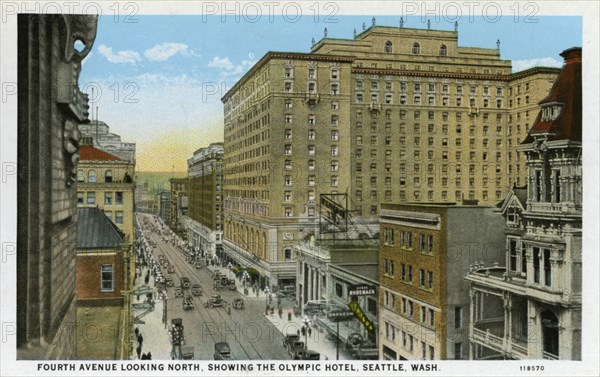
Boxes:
[208,56,234,70]
[97,44,141,64]
[144,43,191,61]
[512,57,563,72]
[209,56,257,78]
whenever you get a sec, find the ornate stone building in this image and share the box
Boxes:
[221,22,559,290]
[465,47,582,360]
[169,177,188,234]
[17,14,98,359]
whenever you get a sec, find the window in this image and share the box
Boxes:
[331,83,339,95]
[88,170,97,183]
[429,309,434,327]
[101,265,114,292]
[285,144,292,155]
[419,269,425,287]
[104,192,113,205]
[285,99,292,108]
[331,69,339,80]
[284,82,292,92]
[284,247,292,261]
[308,176,315,186]
[285,129,292,139]
[308,145,315,155]
[439,44,447,56]
[285,175,292,186]
[412,42,420,55]
[115,211,124,224]
[331,145,338,156]
[331,176,338,187]
[284,191,292,201]
[87,192,95,205]
[384,41,393,53]
[77,192,84,204]
[544,248,552,286]
[455,306,462,328]
[331,161,339,171]
[77,170,84,182]
[454,343,462,360]
[427,271,433,289]
[285,207,293,218]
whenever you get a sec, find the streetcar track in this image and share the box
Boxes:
[137,213,278,360]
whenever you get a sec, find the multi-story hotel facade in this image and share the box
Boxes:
[465,47,582,360]
[187,143,224,259]
[221,23,559,289]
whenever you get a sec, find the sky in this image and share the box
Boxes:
[79,14,582,172]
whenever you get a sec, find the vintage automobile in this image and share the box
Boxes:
[167,265,175,274]
[180,277,191,289]
[288,341,305,358]
[282,334,300,348]
[352,348,379,360]
[295,350,320,360]
[174,287,184,298]
[191,283,202,296]
[182,295,194,310]
[213,280,223,291]
[204,294,226,308]
[164,276,174,287]
[213,342,231,360]
[227,278,237,290]
[194,262,202,269]
[232,298,245,309]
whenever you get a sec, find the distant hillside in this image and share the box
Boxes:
[135,171,186,195]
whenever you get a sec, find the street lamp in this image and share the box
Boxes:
[302,316,311,350]
[242,271,249,287]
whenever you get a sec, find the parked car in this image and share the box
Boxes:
[167,265,175,274]
[204,294,226,308]
[282,334,300,348]
[182,295,194,310]
[288,341,305,358]
[232,298,244,309]
[191,284,202,296]
[352,348,379,360]
[228,278,236,290]
[174,287,183,298]
[165,276,174,287]
[180,277,190,289]
[213,342,231,360]
[297,350,320,360]
[194,262,202,269]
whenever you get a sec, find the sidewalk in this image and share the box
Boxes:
[261,307,354,360]
[130,265,172,360]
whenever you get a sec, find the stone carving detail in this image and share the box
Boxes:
[56,15,97,186]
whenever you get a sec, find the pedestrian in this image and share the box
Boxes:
[301,326,306,337]
[134,327,139,337]
[136,345,142,359]
[278,307,283,319]
[141,352,147,360]
[147,352,152,360]
[308,327,312,337]
[137,333,143,347]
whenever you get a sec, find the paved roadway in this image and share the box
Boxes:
[137,213,291,360]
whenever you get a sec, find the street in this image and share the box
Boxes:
[134,213,292,360]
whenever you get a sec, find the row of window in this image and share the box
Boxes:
[508,239,554,288]
[356,92,503,108]
[284,67,339,80]
[358,189,502,202]
[284,114,339,126]
[357,80,503,97]
[283,175,339,187]
[78,169,115,183]
[104,210,124,225]
[77,191,125,206]
[284,129,339,141]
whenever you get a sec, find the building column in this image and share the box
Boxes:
[469,288,476,360]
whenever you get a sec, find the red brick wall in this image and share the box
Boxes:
[76,251,124,300]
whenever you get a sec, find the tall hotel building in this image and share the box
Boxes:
[221,22,559,288]
[187,143,224,258]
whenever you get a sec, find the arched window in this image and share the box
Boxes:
[412,42,421,55]
[439,44,447,56]
[105,170,113,183]
[88,170,96,183]
[384,41,393,53]
[541,310,559,359]
[77,169,84,182]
